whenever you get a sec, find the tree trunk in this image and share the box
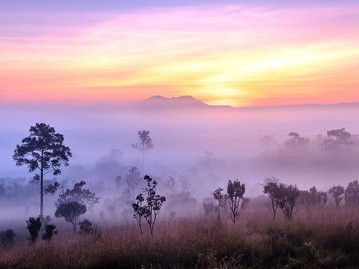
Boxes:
[142,146,145,174]
[40,152,44,219]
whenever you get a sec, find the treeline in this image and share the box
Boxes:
[2,122,359,249]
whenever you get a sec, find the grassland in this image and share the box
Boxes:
[1,207,359,269]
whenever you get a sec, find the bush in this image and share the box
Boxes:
[0,229,16,247]
[79,219,94,235]
[42,224,58,241]
[26,217,42,243]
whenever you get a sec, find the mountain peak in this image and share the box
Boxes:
[132,95,234,111]
[140,95,208,109]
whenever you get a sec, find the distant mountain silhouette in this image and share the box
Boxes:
[131,95,359,112]
[134,95,233,110]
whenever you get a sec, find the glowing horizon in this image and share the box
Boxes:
[1,1,359,107]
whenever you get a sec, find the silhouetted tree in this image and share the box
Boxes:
[132,193,145,234]
[213,188,223,221]
[213,187,228,222]
[79,219,94,235]
[227,180,246,224]
[328,185,345,207]
[263,178,280,220]
[345,180,359,206]
[124,167,141,204]
[322,128,351,149]
[57,180,100,211]
[277,184,300,220]
[26,217,42,243]
[132,175,166,235]
[263,181,299,220]
[298,186,327,218]
[55,181,99,232]
[285,132,309,150]
[13,123,72,218]
[132,130,154,173]
[0,229,16,247]
[42,224,57,241]
[55,202,86,232]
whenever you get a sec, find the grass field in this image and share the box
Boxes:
[1,206,359,269]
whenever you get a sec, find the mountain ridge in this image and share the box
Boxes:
[132,95,359,111]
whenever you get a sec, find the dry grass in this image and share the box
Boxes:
[1,207,359,269]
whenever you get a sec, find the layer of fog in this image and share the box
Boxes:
[1,102,359,225]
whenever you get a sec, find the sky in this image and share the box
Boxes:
[1,0,359,107]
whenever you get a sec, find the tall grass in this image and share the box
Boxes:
[1,207,359,268]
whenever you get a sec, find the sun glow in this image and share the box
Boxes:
[1,3,359,106]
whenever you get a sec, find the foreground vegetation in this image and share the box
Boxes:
[1,207,359,269]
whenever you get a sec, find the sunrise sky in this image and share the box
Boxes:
[1,0,359,107]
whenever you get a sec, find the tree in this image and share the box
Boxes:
[213,188,224,222]
[13,123,72,218]
[328,185,344,207]
[132,130,154,173]
[227,180,246,224]
[263,181,300,220]
[213,187,228,222]
[55,180,99,232]
[55,201,86,232]
[322,128,351,149]
[132,175,166,235]
[0,229,16,248]
[345,180,359,206]
[276,184,300,220]
[124,167,141,204]
[263,181,280,220]
[298,187,327,218]
[79,219,94,235]
[26,217,42,243]
[132,193,146,234]
[42,224,57,241]
[285,132,309,150]
[57,180,100,211]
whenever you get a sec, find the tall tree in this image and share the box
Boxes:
[227,180,246,224]
[132,130,154,173]
[13,123,72,218]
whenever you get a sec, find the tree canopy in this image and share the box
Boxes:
[13,123,72,217]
